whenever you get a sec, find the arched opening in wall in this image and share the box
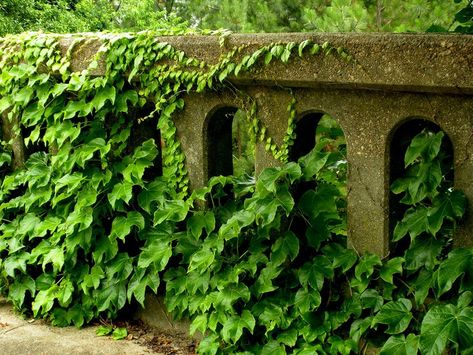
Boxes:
[289,112,321,162]
[290,111,347,182]
[389,118,454,254]
[289,111,348,247]
[206,106,255,179]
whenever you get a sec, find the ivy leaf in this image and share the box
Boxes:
[298,39,311,57]
[261,341,286,355]
[34,215,62,238]
[298,149,329,179]
[138,234,172,271]
[17,213,41,237]
[221,310,255,343]
[404,131,443,167]
[66,304,85,328]
[298,256,333,291]
[42,247,64,273]
[322,243,358,272]
[295,287,321,313]
[277,328,298,347]
[138,180,167,213]
[187,211,216,239]
[352,253,381,292]
[380,334,419,355]
[8,275,36,307]
[92,235,119,264]
[216,284,251,310]
[190,314,207,336]
[420,304,473,354]
[436,248,473,296]
[275,184,295,214]
[188,248,215,274]
[108,181,133,209]
[404,234,443,271]
[412,268,434,306]
[126,267,160,306]
[105,253,133,281]
[115,90,138,113]
[153,200,189,225]
[32,286,58,316]
[112,327,128,340]
[197,334,220,355]
[393,206,429,242]
[81,265,105,292]
[360,289,384,312]
[96,325,113,336]
[428,190,466,235]
[372,298,413,335]
[254,263,282,296]
[4,252,30,277]
[110,212,145,241]
[91,85,116,111]
[95,279,127,312]
[349,317,373,343]
[271,231,299,265]
[380,257,404,284]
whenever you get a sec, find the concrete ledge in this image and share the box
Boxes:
[46,32,473,94]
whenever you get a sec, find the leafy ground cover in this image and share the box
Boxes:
[0,31,469,354]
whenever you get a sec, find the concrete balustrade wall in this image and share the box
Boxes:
[5,33,473,257]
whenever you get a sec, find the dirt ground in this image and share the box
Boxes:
[0,298,197,355]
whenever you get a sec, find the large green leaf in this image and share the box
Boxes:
[298,149,330,180]
[372,298,413,334]
[351,253,381,292]
[138,234,173,271]
[436,248,473,296]
[221,310,255,343]
[380,257,404,284]
[404,235,443,271]
[428,190,466,235]
[393,206,429,242]
[110,211,145,241]
[8,275,36,307]
[107,181,133,209]
[404,131,443,167]
[322,243,358,272]
[298,256,333,291]
[271,231,299,265]
[420,303,473,354]
[295,287,321,313]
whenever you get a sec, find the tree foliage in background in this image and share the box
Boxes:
[0,0,469,36]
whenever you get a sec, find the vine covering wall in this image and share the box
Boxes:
[0,31,471,354]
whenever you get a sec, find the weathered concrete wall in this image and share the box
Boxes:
[59,32,473,93]
[53,32,473,255]
[6,32,473,254]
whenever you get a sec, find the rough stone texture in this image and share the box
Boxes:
[56,32,473,94]
[1,111,25,169]
[20,32,473,255]
[0,298,151,355]
[136,295,192,336]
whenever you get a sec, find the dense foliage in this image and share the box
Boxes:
[0,28,471,354]
[0,0,469,35]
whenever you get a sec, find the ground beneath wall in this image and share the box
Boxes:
[0,298,196,355]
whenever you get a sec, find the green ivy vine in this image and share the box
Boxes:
[0,30,469,355]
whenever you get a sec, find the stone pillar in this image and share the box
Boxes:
[1,110,25,170]
[174,92,239,190]
[293,88,391,256]
[249,87,292,176]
